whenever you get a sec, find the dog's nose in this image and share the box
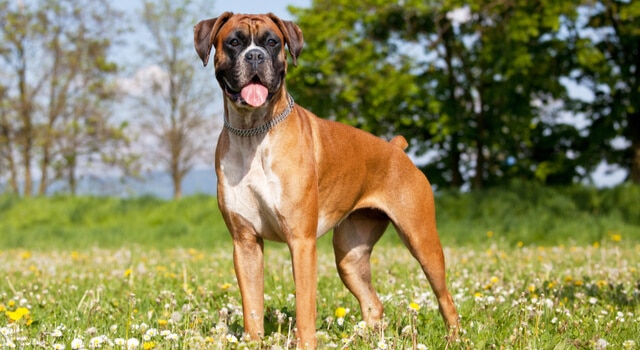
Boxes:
[245,49,265,68]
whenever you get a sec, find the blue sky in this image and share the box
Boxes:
[112,0,311,20]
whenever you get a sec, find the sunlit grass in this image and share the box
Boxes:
[1,238,638,349]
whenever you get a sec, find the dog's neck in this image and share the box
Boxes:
[223,90,293,136]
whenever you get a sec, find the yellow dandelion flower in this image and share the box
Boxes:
[143,341,156,349]
[8,300,15,308]
[21,251,31,259]
[517,241,524,248]
[528,284,536,293]
[6,307,29,322]
[592,241,600,248]
[334,307,347,318]
[473,292,483,298]
[490,276,499,284]
[611,234,622,242]
[220,283,232,291]
[0,304,5,312]
[409,302,421,311]
[574,280,584,287]
[564,276,573,283]
[596,280,608,289]
[158,319,168,327]
[486,231,494,238]
[547,281,556,289]
[124,268,133,277]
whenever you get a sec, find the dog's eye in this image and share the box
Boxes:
[229,39,241,47]
[267,39,278,47]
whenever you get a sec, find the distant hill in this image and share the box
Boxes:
[75,168,218,199]
[1,168,218,199]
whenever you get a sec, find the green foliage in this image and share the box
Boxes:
[287,0,639,189]
[435,181,640,246]
[1,183,638,251]
[0,195,228,250]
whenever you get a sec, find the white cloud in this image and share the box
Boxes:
[116,65,169,96]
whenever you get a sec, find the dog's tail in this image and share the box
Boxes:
[389,135,408,150]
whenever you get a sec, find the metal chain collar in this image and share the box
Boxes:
[223,94,295,137]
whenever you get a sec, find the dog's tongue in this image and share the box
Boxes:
[241,83,269,107]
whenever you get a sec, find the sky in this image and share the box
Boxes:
[112,0,310,20]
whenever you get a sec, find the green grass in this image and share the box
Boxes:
[0,183,639,348]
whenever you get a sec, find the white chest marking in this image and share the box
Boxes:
[220,135,283,239]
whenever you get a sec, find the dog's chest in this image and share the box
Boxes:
[219,137,284,239]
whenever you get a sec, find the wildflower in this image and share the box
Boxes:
[593,241,600,248]
[6,307,30,323]
[409,302,421,311]
[51,328,63,337]
[517,241,524,248]
[356,321,367,330]
[124,268,133,277]
[220,283,232,290]
[53,344,65,350]
[417,345,428,350]
[589,297,597,305]
[114,339,126,346]
[622,340,637,349]
[71,338,84,349]
[225,334,238,343]
[89,336,104,348]
[595,338,609,350]
[377,340,388,349]
[611,234,622,242]
[143,342,155,349]
[334,307,347,318]
[528,284,536,293]
[126,338,140,349]
[157,319,168,327]
[486,231,494,238]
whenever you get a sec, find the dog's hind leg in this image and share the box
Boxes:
[333,209,389,325]
[390,196,460,337]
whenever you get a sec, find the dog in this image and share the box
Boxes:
[194,12,459,348]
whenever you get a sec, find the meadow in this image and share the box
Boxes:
[1,182,639,349]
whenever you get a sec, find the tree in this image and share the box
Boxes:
[288,0,582,189]
[572,0,640,184]
[0,0,128,196]
[133,0,218,199]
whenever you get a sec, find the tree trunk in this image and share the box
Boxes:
[0,118,19,194]
[450,134,463,188]
[173,173,182,200]
[38,147,51,196]
[18,46,33,197]
[629,112,640,184]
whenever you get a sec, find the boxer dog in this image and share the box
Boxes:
[194,12,459,348]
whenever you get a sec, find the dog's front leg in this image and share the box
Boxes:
[289,236,318,349]
[233,235,265,342]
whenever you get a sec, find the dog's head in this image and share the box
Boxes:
[194,12,303,108]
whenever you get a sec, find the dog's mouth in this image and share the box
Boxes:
[223,76,271,108]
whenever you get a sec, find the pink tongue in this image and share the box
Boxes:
[240,83,269,107]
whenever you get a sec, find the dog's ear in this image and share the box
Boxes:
[267,13,304,67]
[194,12,233,67]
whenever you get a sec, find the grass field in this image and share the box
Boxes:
[1,183,639,349]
